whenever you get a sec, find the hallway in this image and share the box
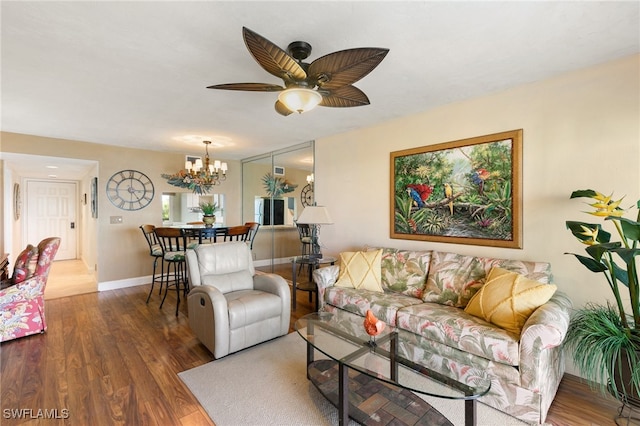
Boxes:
[45,259,97,300]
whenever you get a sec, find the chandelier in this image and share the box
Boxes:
[162,140,228,194]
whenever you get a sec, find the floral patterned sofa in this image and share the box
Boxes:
[313,247,572,425]
[0,237,61,342]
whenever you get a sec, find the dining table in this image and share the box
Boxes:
[170,224,229,244]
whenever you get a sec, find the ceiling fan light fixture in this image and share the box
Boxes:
[278,88,322,114]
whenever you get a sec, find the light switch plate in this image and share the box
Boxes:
[110,216,123,224]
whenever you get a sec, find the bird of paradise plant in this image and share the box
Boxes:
[565,189,640,402]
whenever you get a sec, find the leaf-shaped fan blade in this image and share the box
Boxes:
[242,27,307,82]
[275,100,294,116]
[308,48,389,90]
[320,86,369,108]
[207,83,284,92]
[319,85,370,108]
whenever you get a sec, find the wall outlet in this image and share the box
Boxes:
[110,216,123,224]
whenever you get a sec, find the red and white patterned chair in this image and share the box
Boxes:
[0,237,61,342]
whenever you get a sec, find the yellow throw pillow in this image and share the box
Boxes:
[335,249,383,293]
[464,267,557,335]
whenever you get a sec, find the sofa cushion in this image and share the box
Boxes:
[378,248,431,298]
[422,251,552,308]
[464,267,557,335]
[397,328,522,386]
[396,303,521,366]
[335,249,383,293]
[324,286,423,326]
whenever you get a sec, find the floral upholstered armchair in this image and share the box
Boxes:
[0,237,61,342]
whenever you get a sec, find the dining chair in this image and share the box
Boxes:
[154,227,189,316]
[224,225,251,242]
[139,224,164,303]
[244,222,260,250]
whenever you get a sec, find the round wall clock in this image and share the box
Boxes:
[300,184,314,207]
[106,170,154,211]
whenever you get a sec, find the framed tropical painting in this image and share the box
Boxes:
[390,129,522,248]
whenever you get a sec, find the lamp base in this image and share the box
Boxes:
[308,253,323,260]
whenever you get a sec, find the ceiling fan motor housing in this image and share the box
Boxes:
[287,41,312,61]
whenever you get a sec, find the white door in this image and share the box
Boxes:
[25,180,77,260]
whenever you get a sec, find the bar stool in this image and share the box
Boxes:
[139,224,164,303]
[154,227,189,316]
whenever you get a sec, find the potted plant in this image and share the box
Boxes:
[199,201,219,228]
[565,189,640,405]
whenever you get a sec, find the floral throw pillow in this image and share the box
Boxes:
[11,245,39,284]
[375,248,431,298]
[422,251,484,308]
[422,251,552,308]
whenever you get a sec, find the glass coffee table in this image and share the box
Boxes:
[295,310,491,426]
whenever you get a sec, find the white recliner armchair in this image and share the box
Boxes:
[185,242,290,358]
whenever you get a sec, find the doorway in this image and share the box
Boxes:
[24,179,97,298]
[2,153,98,299]
[25,180,78,260]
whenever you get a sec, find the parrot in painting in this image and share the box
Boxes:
[406,184,433,208]
[407,187,424,208]
[471,168,490,195]
[364,310,385,336]
[444,183,453,215]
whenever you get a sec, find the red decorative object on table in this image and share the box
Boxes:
[363,310,385,336]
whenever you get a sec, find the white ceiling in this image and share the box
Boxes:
[2,1,639,172]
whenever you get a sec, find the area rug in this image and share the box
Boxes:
[179,332,535,426]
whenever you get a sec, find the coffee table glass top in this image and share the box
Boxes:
[295,310,491,400]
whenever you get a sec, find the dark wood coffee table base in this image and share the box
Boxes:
[309,359,453,426]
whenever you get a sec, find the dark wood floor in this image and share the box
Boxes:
[0,263,622,425]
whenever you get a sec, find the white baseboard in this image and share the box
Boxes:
[98,275,150,292]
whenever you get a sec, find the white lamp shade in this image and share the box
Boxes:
[297,205,333,224]
[278,88,322,114]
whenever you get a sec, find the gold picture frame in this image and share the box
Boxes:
[390,129,523,248]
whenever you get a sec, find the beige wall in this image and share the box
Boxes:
[0,133,242,284]
[315,54,639,355]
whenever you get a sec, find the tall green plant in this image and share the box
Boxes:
[565,189,640,399]
[566,190,640,330]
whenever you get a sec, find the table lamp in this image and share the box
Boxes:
[296,205,333,259]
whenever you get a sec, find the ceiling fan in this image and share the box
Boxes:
[207,27,389,116]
